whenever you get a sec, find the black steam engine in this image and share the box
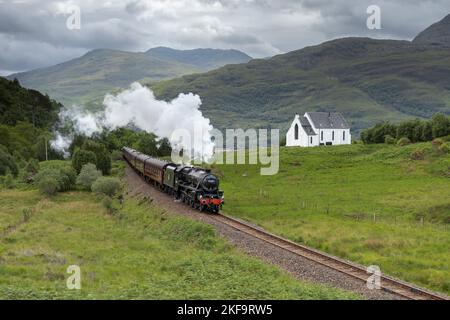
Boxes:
[122,147,224,213]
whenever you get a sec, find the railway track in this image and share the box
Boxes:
[212,213,448,301]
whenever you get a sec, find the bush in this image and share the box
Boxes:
[59,166,77,191]
[101,196,116,215]
[438,142,450,154]
[72,149,97,174]
[397,137,411,146]
[384,135,396,145]
[91,177,121,197]
[34,166,76,194]
[76,163,102,190]
[36,175,59,196]
[410,149,425,160]
[432,138,444,146]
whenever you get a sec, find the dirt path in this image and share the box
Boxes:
[125,164,401,300]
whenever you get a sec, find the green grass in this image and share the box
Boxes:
[214,142,450,294]
[0,189,357,300]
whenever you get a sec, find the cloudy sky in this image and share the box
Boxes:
[1,0,449,75]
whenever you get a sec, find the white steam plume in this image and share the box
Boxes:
[51,82,215,161]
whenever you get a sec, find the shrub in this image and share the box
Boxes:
[34,166,76,194]
[22,208,32,222]
[91,177,121,197]
[432,138,444,146]
[76,163,102,190]
[36,175,59,196]
[438,143,450,154]
[101,196,116,215]
[397,137,411,146]
[72,149,97,174]
[410,149,425,160]
[384,135,396,145]
[59,166,77,191]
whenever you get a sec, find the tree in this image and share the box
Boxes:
[0,148,18,176]
[158,138,172,157]
[72,149,97,173]
[135,132,158,156]
[420,121,433,142]
[411,119,423,142]
[81,140,111,175]
[35,133,52,161]
[431,113,449,138]
[76,163,102,190]
[397,120,418,142]
[59,166,77,191]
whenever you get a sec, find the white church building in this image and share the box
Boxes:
[286,112,351,147]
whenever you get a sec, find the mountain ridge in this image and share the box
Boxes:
[152,35,450,133]
[7,47,252,109]
[413,14,450,46]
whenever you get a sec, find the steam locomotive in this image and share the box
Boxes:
[122,147,224,213]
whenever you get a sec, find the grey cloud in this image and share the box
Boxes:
[1,0,450,75]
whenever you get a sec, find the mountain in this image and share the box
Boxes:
[413,14,450,46]
[146,47,252,70]
[8,47,252,109]
[153,20,450,133]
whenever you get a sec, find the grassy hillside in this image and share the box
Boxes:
[8,47,252,110]
[212,142,450,294]
[0,187,356,299]
[153,38,450,133]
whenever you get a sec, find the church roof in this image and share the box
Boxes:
[299,116,317,136]
[306,112,350,129]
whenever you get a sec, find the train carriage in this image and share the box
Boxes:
[144,157,170,186]
[122,147,224,213]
